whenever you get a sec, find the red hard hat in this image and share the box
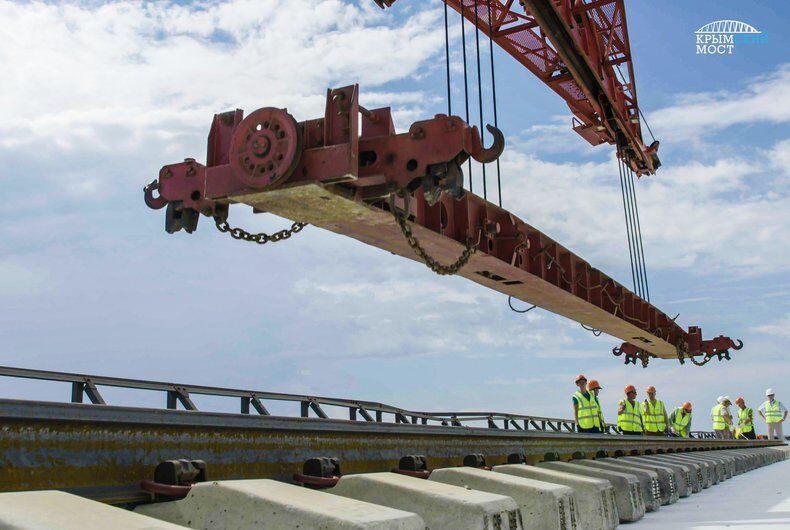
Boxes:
[624,384,636,394]
[575,374,587,383]
[683,401,693,412]
[735,397,745,405]
[587,380,602,391]
[646,385,656,393]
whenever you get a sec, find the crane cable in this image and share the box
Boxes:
[486,0,502,207]
[618,156,650,301]
[459,1,473,192]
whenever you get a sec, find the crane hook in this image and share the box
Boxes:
[144,180,168,210]
[464,124,505,164]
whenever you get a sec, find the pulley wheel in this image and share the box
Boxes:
[230,107,302,189]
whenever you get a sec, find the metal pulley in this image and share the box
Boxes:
[229,107,302,189]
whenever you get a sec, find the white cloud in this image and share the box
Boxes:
[749,314,790,339]
[648,63,790,143]
[500,137,790,276]
[0,0,442,194]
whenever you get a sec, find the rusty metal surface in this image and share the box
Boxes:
[0,399,780,505]
[144,85,740,363]
[237,183,712,360]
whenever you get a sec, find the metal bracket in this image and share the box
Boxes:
[167,386,197,411]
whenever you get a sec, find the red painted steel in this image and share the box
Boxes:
[375,0,660,176]
[143,85,740,364]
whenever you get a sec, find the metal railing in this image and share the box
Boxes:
[0,365,714,437]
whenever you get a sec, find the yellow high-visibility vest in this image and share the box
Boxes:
[671,407,691,437]
[711,404,727,430]
[738,407,754,433]
[642,399,666,432]
[574,391,600,430]
[764,401,783,424]
[618,399,643,433]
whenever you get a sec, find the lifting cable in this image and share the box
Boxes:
[459,1,473,192]
[617,156,650,301]
[486,0,502,207]
[627,165,650,301]
[473,2,487,200]
[617,156,639,296]
[443,0,452,115]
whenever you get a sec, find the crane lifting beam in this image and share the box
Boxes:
[143,85,740,364]
[375,0,661,176]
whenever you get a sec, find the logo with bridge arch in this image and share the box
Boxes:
[695,20,767,55]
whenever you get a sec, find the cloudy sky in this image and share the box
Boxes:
[1,0,788,430]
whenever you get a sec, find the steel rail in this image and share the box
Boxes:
[0,365,715,438]
[0,398,781,505]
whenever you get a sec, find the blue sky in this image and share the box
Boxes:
[0,0,788,430]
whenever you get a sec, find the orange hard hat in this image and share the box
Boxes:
[575,374,587,383]
[587,380,602,390]
[624,384,636,394]
[683,401,692,412]
[646,385,656,393]
[735,397,745,405]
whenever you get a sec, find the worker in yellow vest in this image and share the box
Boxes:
[617,385,643,435]
[734,397,755,440]
[711,396,733,439]
[572,374,601,433]
[587,379,605,433]
[759,389,787,441]
[669,402,693,437]
[641,385,668,435]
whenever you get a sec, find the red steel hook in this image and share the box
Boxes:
[143,180,167,210]
[464,124,505,164]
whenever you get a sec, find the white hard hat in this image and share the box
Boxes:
[766,388,775,396]
[722,395,731,403]
[717,396,723,403]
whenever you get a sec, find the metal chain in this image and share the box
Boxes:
[393,211,477,276]
[214,217,306,245]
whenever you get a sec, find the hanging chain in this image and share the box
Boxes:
[392,207,477,276]
[214,216,306,244]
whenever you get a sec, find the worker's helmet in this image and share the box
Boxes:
[683,401,693,412]
[624,384,636,394]
[722,395,731,404]
[735,397,745,406]
[766,388,775,396]
[587,380,602,391]
[646,385,656,393]
[575,374,587,383]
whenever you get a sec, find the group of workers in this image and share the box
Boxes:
[571,374,787,439]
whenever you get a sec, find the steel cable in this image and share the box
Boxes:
[486,0,502,207]
[443,0,452,115]
[460,1,473,192]
[623,159,646,298]
[473,2,487,200]
[628,166,650,301]
[617,156,639,296]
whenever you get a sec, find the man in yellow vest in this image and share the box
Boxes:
[734,397,755,440]
[617,385,643,435]
[669,402,693,437]
[642,385,669,435]
[759,389,787,441]
[572,374,601,433]
[711,396,733,439]
[588,379,605,433]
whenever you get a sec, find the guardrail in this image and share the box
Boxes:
[0,365,714,437]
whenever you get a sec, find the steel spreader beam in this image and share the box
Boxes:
[143,85,740,363]
[376,0,660,176]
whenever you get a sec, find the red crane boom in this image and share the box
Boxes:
[376,0,660,175]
